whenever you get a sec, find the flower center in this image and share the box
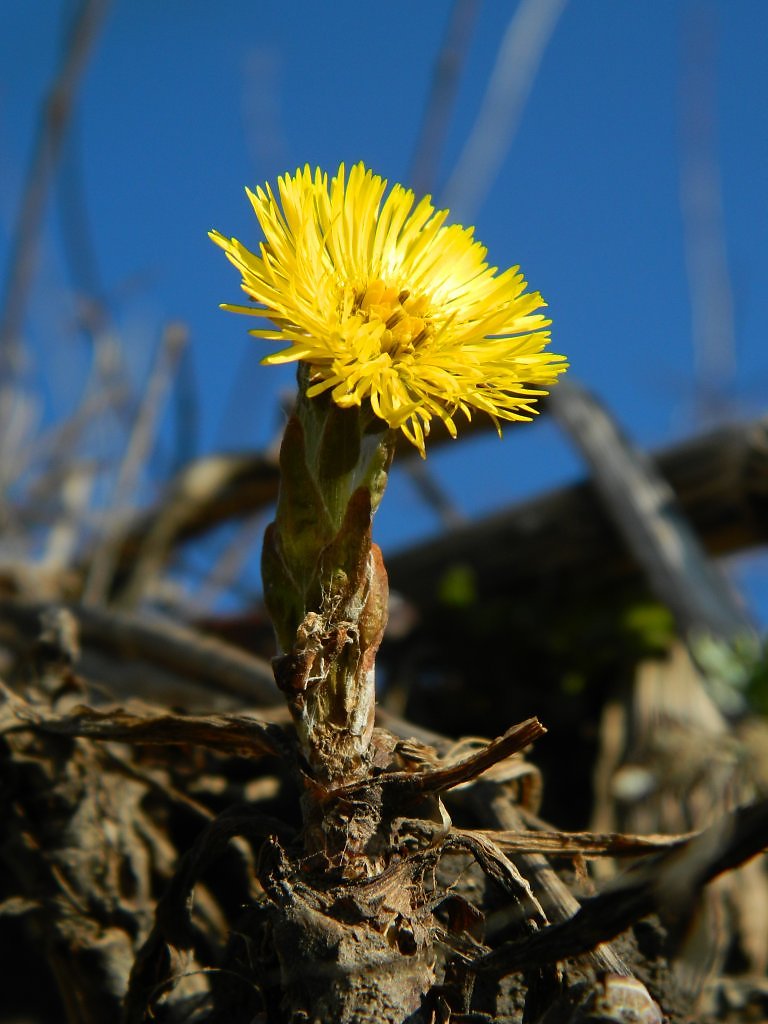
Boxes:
[356,279,431,357]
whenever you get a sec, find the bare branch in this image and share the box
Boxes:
[469,827,692,858]
[339,718,546,799]
[409,0,480,197]
[0,0,111,384]
[474,797,768,977]
[679,4,737,422]
[548,380,753,641]
[387,413,768,616]
[442,0,568,221]
[0,598,280,707]
[7,700,290,761]
[83,322,189,604]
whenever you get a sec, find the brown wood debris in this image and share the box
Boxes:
[2,599,767,1023]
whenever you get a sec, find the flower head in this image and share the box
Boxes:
[211,162,567,455]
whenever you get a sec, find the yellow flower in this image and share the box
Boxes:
[210,162,567,456]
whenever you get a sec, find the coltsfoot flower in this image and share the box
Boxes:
[211,162,567,455]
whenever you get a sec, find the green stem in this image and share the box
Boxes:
[262,365,395,787]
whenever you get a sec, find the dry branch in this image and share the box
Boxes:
[5,699,291,762]
[5,622,760,1020]
[474,797,768,978]
[0,0,111,384]
[387,412,768,612]
[83,322,189,605]
[88,412,768,609]
[102,452,280,600]
[469,786,632,979]
[470,827,692,858]
[408,0,480,197]
[361,717,546,796]
[0,598,280,707]
[549,380,752,640]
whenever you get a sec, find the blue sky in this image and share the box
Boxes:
[1,1,767,613]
